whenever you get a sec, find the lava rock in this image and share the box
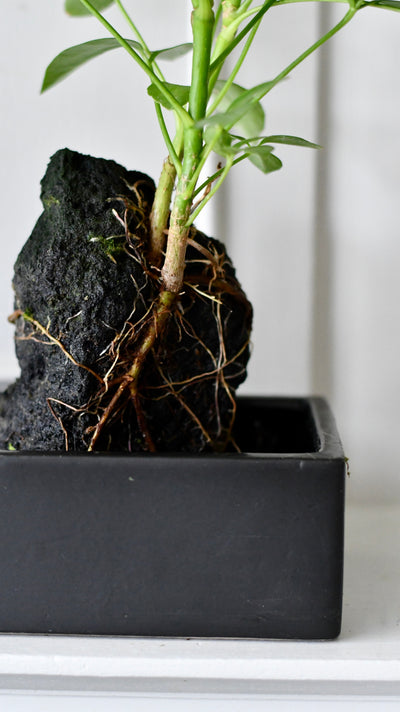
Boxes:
[0,149,252,452]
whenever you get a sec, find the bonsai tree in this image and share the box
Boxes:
[2,0,399,453]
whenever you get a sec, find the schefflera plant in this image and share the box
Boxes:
[42,0,399,449]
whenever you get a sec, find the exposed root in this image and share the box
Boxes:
[157,372,214,447]
[47,398,70,450]
[46,397,91,451]
[10,212,251,452]
[144,337,249,391]
[86,376,132,451]
[142,296,250,450]
[86,288,176,451]
[11,310,103,384]
[85,247,249,450]
[131,392,156,452]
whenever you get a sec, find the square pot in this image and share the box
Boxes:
[0,396,345,639]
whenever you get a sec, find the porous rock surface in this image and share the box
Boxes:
[0,149,252,452]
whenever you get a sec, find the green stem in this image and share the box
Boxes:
[193,150,253,199]
[161,0,214,294]
[112,0,181,266]
[269,6,357,92]
[194,7,359,219]
[186,156,234,226]
[189,0,215,123]
[77,0,192,126]
[207,19,260,115]
[149,156,177,263]
[209,0,277,85]
[155,104,181,174]
[239,0,255,11]
[212,0,223,39]
[210,0,357,88]
[212,2,265,61]
[115,0,148,50]
[115,0,166,80]
[187,126,224,194]
[149,120,185,265]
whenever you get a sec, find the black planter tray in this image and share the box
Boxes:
[0,396,345,640]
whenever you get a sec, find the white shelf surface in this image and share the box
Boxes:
[0,503,399,696]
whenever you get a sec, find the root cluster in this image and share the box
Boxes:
[11,191,251,453]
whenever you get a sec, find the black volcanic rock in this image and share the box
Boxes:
[0,149,252,452]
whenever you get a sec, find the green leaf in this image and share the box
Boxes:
[209,81,265,138]
[226,82,273,123]
[149,43,193,63]
[200,81,273,133]
[365,0,400,10]
[204,126,235,158]
[65,0,114,16]
[246,146,283,174]
[41,37,142,92]
[231,133,320,152]
[259,134,321,149]
[147,82,190,110]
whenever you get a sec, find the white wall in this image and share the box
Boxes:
[1,2,399,504]
[313,6,400,504]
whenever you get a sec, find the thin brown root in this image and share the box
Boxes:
[184,282,223,304]
[87,377,132,451]
[173,392,213,446]
[145,337,250,391]
[14,311,103,385]
[9,227,250,453]
[47,398,69,451]
[132,393,156,452]
[229,435,241,453]
[154,361,214,446]
[186,237,220,266]
[87,290,175,450]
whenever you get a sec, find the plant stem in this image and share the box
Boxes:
[149,156,176,264]
[186,156,234,226]
[214,5,358,132]
[211,0,261,66]
[185,1,260,209]
[209,0,278,85]
[269,6,357,90]
[207,19,260,115]
[115,0,166,81]
[77,0,192,125]
[213,1,223,39]
[115,0,148,51]
[155,104,181,174]
[193,151,249,197]
[189,1,216,124]
[149,115,185,257]
[161,0,214,294]
[112,0,181,265]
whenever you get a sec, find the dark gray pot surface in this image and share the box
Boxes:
[0,396,345,640]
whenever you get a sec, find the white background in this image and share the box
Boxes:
[1,1,400,506]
